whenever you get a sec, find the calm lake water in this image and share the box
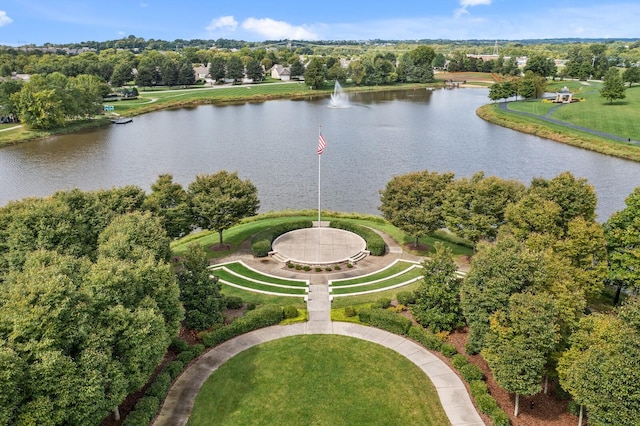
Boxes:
[1,87,639,221]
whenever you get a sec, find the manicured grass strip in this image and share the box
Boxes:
[211,269,307,295]
[331,282,423,309]
[219,284,305,307]
[216,261,308,287]
[331,269,423,296]
[330,259,422,286]
[187,335,451,426]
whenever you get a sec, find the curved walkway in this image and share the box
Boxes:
[498,101,638,144]
[154,229,483,425]
[153,322,484,426]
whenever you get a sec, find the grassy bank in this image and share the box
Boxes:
[0,117,111,148]
[478,81,640,162]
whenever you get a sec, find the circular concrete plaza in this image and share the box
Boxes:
[272,227,366,264]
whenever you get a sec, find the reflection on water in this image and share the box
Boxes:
[0,88,638,220]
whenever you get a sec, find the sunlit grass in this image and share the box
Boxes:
[187,335,450,426]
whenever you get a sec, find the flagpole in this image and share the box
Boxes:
[318,125,322,228]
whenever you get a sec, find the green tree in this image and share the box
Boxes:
[160,56,179,86]
[484,293,560,416]
[245,58,264,82]
[0,80,23,116]
[177,58,196,86]
[188,171,260,245]
[226,55,244,83]
[304,57,326,89]
[209,55,227,83]
[11,85,65,129]
[348,59,366,86]
[622,66,640,86]
[176,244,225,330]
[412,243,464,332]
[379,170,455,248]
[600,67,626,104]
[142,174,192,239]
[523,54,557,78]
[443,172,525,249]
[604,187,640,304]
[558,298,640,426]
[134,56,159,88]
[110,60,133,87]
[290,58,305,79]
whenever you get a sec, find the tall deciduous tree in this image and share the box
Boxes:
[600,67,626,104]
[484,293,560,417]
[443,172,525,249]
[304,57,326,89]
[188,171,259,246]
[176,244,225,330]
[558,298,640,426]
[604,187,640,304]
[379,170,454,248]
[143,174,192,239]
[412,242,464,332]
[245,58,264,82]
[225,55,244,83]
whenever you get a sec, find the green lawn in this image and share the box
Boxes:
[212,269,307,295]
[330,268,423,295]
[187,335,450,426]
[330,260,421,286]
[331,281,423,309]
[219,284,306,308]
[215,261,308,287]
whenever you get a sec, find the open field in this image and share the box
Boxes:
[186,335,450,426]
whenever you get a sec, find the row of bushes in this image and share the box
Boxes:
[329,220,386,256]
[202,305,285,347]
[409,326,510,426]
[122,338,206,426]
[251,221,313,257]
[358,307,413,335]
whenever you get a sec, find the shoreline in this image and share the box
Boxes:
[3,79,639,165]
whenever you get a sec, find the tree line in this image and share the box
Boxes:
[380,170,640,424]
[0,171,259,425]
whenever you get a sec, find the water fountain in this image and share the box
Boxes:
[328,80,350,108]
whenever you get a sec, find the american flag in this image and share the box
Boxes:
[318,132,327,155]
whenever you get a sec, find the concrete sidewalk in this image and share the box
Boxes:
[153,322,485,426]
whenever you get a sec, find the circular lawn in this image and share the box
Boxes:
[187,335,450,425]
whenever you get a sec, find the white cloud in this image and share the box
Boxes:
[206,16,238,32]
[455,0,491,18]
[0,11,13,27]
[242,17,318,40]
[460,0,492,6]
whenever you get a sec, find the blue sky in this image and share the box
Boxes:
[0,0,638,46]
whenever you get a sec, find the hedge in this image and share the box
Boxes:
[407,326,443,351]
[451,353,469,369]
[358,308,412,335]
[459,363,484,382]
[202,305,284,347]
[251,221,313,257]
[491,408,511,426]
[475,393,499,415]
[329,220,386,256]
[469,380,488,398]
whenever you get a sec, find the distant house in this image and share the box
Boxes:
[193,64,210,80]
[270,64,291,81]
[554,87,574,103]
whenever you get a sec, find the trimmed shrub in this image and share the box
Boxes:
[177,350,196,364]
[469,380,488,398]
[440,343,458,358]
[283,305,299,319]
[164,360,184,380]
[145,372,171,399]
[329,220,386,255]
[372,297,392,309]
[122,410,152,426]
[225,296,243,309]
[192,343,205,355]
[169,337,190,353]
[451,353,469,369]
[459,363,484,382]
[567,400,580,416]
[396,290,416,306]
[251,221,313,257]
[408,326,443,351]
[246,302,256,311]
[491,408,511,426]
[358,308,412,335]
[135,396,159,418]
[344,306,357,317]
[202,305,284,347]
[475,393,499,415]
